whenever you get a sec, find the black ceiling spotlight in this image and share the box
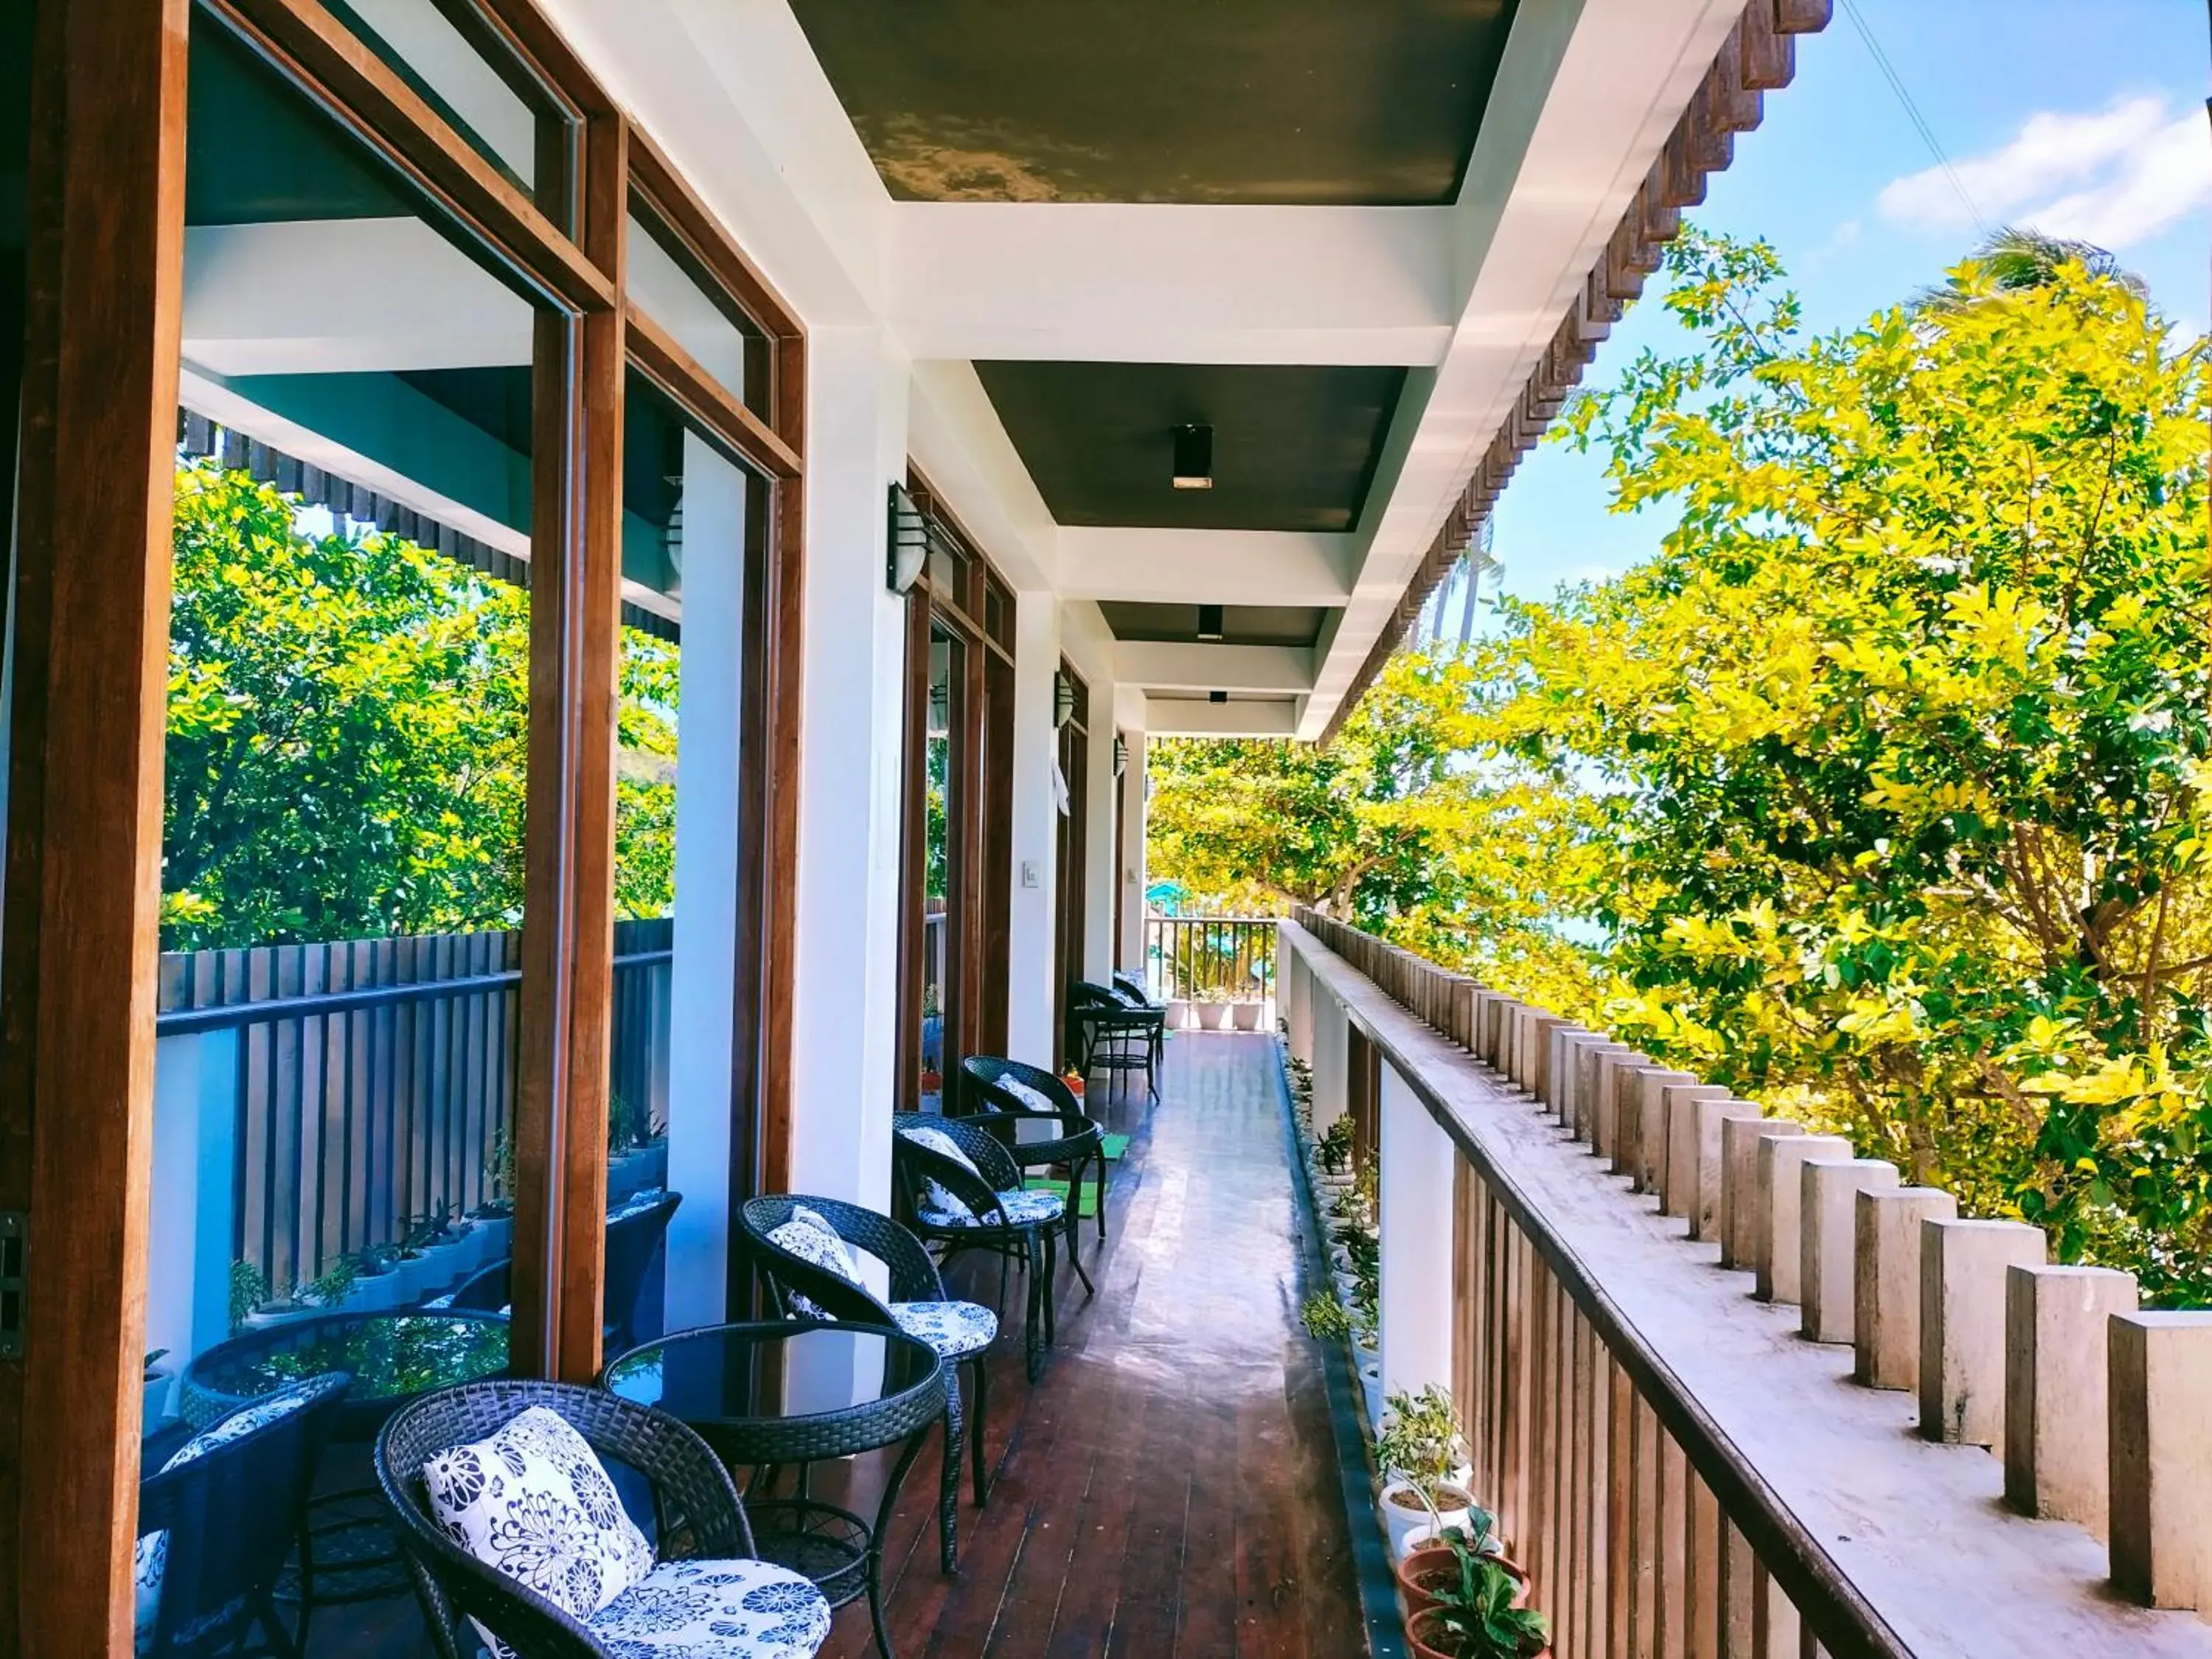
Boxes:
[1208,689,1228,705]
[1172,422,1214,491]
[1195,603,1225,641]
[886,482,928,594]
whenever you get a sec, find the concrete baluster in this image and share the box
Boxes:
[1851,1186,1955,1389]
[2004,1263,2137,1534]
[1799,1158,1898,1343]
[2107,1311,2212,1610]
[1574,1042,1631,1147]
[1721,1116,1800,1271]
[1919,1217,2045,1446]
[1633,1070,1699,1196]
[1754,1133,1850,1304]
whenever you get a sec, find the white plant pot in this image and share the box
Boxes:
[349,1269,403,1312]
[1382,1481,1478,1560]
[1194,1002,1229,1031]
[241,1304,321,1335]
[391,1254,433,1304]
[1361,1362,1385,1432]
[1165,999,1191,1029]
[473,1214,513,1262]
[1232,1000,1264,1031]
[1404,1517,1506,1560]
[413,1239,470,1300]
[142,1368,173,1439]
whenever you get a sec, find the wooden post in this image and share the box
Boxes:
[1919,1218,2045,1447]
[1722,1116,1800,1270]
[1852,1186,1955,1389]
[1635,1070,1700,1195]
[1799,1158,1897,1344]
[1527,1012,1563,1102]
[1575,1041,1633,1145]
[1754,1134,1849,1304]
[1595,1050,1646,1166]
[2005,1264,2137,1534]
[1680,1098,1762,1244]
[1657,1082,1727,1220]
[2107,1311,2212,1610]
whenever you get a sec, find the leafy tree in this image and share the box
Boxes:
[164,462,678,950]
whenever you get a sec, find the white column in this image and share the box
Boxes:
[1084,695,1117,984]
[787,327,911,1214]
[147,1030,240,1405]
[1118,728,1149,976]
[661,430,747,1329]
[1312,982,1350,1134]
[1380,1057,1454,1399]
[1006,593,1061,1065]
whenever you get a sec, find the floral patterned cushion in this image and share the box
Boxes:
[897,1124,981,1222]
[133,1374,341,1655]
[917,1186,1065,1229]
[587,1558,830,1658]
[767,1206,862,1319]
[998,1078,1059,1115]
[889,1299,998,1359]
[420,1405,655,1659]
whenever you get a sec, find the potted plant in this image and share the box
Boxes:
[302,1253,362,1312]
[142,1349,172,1438]
[1194,987,1234,1030]
[349,1245,403,1310]
[1060,1068,1086,1099]
[1164,990,1191,1030]
[1298,1293,1352,1343]
[1397,1512,1511,1615]
[1408,1548,1549,1658]
[470,1130,516,1263]
[1377,1385,1479,1559]
[1231,990,1265,1031]
[1315,1116,1356,1178]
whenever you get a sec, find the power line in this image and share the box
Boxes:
[1839,0,1990,238]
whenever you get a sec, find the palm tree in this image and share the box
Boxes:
[1915,226,2148,312]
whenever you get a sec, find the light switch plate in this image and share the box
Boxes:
[1020,859,1040,888]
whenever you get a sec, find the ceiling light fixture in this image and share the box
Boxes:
[1172,423,1214,490]
[1196,604,1225,641]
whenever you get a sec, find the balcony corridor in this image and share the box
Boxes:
[821,1032,1372,1658]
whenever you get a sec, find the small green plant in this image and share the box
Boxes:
[608,1090,645,1155]
[306,1253,362,1307]
[1422,1540,1548,1658]
[481,1128,517,1211]
[1377,1385,1470,1517]
[1317,1116,1355,1174]
[1299,1294,1352,1342]
[399,1204,456,1257]
[229,1259,270,1330]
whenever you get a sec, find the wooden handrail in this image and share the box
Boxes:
[1282,911,2212,1659]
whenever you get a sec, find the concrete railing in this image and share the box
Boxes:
[1281,910,2212,1657]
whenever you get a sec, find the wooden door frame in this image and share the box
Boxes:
[3,0,810,1639]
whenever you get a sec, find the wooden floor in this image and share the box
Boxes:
[306,1032,1366,1658]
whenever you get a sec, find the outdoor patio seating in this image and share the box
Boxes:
[956,1055,1110,1247]
[891,1113,1068,1382]
[1065,981,1163,1099]
[739,1195,997,1575]
[375,1378,831,1659]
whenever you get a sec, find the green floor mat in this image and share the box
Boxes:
[1023,1176,1102,1217]
[1100,1133,1132,1161]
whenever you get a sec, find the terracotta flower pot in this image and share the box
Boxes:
[1396,1543,1527,1617]
[1406,1604,1547,1659]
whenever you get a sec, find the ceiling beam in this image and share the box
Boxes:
[1146,696,1299,737]
[1057,527,1355,607]
[891,203,1455,366]
[1116,639,1313,695]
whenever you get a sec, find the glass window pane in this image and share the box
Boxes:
[145,18,550,1654]
[919,625,965,1110]
[627,205,769,415]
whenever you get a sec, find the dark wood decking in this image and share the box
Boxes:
[818,1031,1366,1659]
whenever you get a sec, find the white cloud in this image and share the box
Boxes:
[1878,96,2210,249]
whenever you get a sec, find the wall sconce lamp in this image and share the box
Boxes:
[887,482,928,594]
[1113,734,1129,776]
[1172,423,1214,490]
[1054,669,1077,728]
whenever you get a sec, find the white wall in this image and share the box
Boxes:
[1004,592,1061,1065]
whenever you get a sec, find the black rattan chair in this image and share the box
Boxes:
[957,1055,1109,1250]
[1110,971,1161,1012]
[446,1257,510,1312]
[891,1113,1065,1383]
[375,1378,827,1659]
[135,1371,352,1659]
[739,1195,992,1575]
[603,1189,682,1353]
[1065,981,1163,1099]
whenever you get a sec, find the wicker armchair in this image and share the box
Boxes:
[739,1195,992,1575]
[956,1054,1109,1250]
[1110,971,1161,1011]
[603,1189,683,1352]
[136,1371,351,1659]
[891,1113,1065,1382]
[376,1379,827,1659]
[1065,981,1162,1099]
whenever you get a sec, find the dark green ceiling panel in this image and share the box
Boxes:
[787,0,1517,205]
[975,361,1405,532]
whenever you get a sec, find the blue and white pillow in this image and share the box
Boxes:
[588,1557,830,1657]
[897,1125,981,1223]
[134,1374,339,1654]
[421,1405,655,1659]
[767,1205,862,1319]
[999,1078,1059,1115]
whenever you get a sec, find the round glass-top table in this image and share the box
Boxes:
[604,1319,945,1659]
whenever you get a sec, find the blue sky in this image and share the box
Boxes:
[1470,0,2211,615]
